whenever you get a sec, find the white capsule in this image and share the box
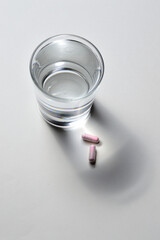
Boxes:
[82,133,99,143]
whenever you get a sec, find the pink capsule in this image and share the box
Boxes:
[89,145,96,164]
[82,133,99,144]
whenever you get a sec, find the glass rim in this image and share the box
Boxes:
[29,34,105,102]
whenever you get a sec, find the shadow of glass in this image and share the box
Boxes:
[47,101,153,202]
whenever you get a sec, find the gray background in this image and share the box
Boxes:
[0,0,160,239]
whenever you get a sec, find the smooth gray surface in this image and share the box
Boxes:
[0,0,160,239]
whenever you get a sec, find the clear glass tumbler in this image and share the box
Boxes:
[30,34,104,128]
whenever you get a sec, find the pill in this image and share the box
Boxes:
[89,145,96,164]
[82,133,99,143]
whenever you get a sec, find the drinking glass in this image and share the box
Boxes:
[30,34,104,128]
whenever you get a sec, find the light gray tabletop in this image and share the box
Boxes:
[0,0,160,239]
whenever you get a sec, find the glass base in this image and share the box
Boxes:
[37,98,93,129]
[41,112,90,129]
[41,110,90,129]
